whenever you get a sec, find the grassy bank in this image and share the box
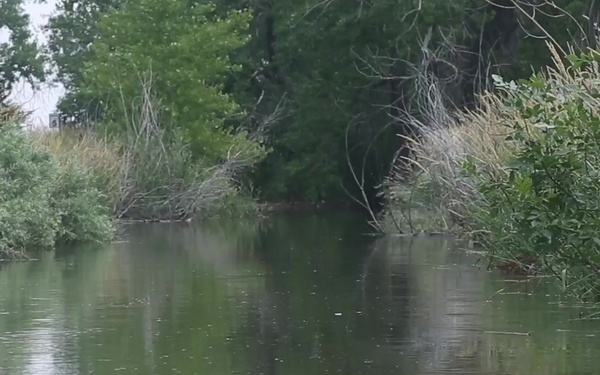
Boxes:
[384,45,600,300]
[0,83,266,260]
[32,124,261,222]
[34,78,266,222]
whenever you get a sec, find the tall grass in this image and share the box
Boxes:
[31,129,124,208]
[384,73,517,232]
[33,76,266,222]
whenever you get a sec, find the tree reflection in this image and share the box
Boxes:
[0,214,597,375]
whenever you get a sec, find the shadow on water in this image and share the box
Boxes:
[0,211,598,374]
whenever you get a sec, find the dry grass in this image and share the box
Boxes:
[383,42,598,233]
[383,65,523,232]
[385,89,519,232]
[31,129,125,208]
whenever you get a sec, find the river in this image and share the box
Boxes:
[0,211,598,374]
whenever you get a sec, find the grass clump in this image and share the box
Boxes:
[31,129,124,208]
[384,81,516,233]
[385,44,600,300]
[0,120,114,260]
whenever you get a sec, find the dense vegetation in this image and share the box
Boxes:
[471,50,600,300]
[0,116,113,260]
[42,0,593,204]
[3,0,600,297]
[386,46,600,299]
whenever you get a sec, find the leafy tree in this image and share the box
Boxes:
[78,0,255,161]
[47,0,597,204]
[231,0,476,202]
[45,0,119,123]
[0,0,45,102]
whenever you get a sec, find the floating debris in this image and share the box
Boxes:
[484,330,532,336]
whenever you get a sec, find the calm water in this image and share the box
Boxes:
[0,212,598,375]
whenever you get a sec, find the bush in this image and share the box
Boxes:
[386,44,600,299]
[107,79,266,221]
[53,159,115,243]
[466,47,600,300]
[0,122,114,260]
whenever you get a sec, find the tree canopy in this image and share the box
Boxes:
[0,0,45,102]
[21,0,600,203]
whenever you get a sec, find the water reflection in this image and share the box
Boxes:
[0,212,598,375]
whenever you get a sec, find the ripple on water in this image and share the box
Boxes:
[0,215,598,375]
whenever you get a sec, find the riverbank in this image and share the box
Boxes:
[1,109,367,260]
[383,46,600,300]
[0,94,266,260]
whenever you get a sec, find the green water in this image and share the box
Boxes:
[0,212,598,375]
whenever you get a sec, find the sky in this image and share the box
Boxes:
[2,0,63,127]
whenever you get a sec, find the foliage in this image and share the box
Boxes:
[43,0,268,222]
[381,52,518,233]
[383,41,600,298]
[113,98,259,221]
[79,0,253,161]
[464,47,600,300]
[45,0,119,122]
[109,76,266,220]
[0,0,46,101]
[33,78,266,221]
[52,157,115,243]
[0,121,113,260]
[31,128,124,208]
[45,0,600,206]
[243,0,473,202]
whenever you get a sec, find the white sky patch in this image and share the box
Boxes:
[2,0,63,127]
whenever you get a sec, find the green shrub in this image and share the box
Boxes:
[52,159,114,243]
[0,126,58,257]
[466,48,600,300]
[0,122,114,260]
[384,44,600,299]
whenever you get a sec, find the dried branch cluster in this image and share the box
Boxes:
[113,72,276,221]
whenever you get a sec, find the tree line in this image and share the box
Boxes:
[1,0,595,206]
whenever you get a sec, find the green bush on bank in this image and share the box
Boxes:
[466,49,600,300]
[0,122,114,260]
[386,46,600,299]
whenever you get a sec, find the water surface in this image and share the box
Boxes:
[0,212,598,374]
